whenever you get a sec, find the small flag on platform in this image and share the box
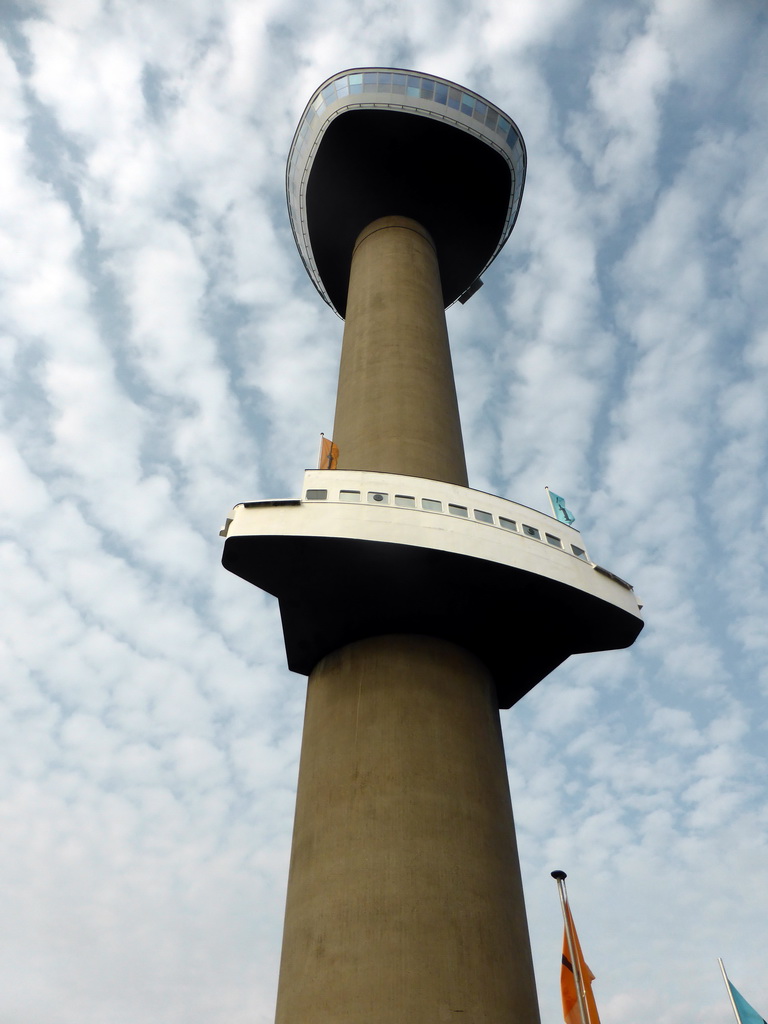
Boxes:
[318,434,339,470]
[720,960,767,1024]
[546,487,576,526]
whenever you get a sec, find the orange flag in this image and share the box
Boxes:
[561,903,601,1024]
[318,435,339,470]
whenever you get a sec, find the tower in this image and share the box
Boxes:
[221,68,643,1024]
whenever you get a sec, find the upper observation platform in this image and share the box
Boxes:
[286,69,527,317]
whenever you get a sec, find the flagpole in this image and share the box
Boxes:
[552,870,590,1024]
[719,958,744,1024]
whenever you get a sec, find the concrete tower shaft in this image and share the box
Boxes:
[273,213,541,1022]
[275,636,540,1024]
[333,217,467,484]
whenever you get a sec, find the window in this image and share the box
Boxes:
[572,545,588,560]
[474,509,493,524]
[368,491,388,504]
[305,489,327,500]
[395,494,416,508]
[523,524,541,539]
[499,517,517,531]
[392,73,407,95]
[546,534,563,548]
[340,490,360,502]
[422,498,442,512]
[449,504,469,517]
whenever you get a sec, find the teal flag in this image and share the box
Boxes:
[547,489,575,526]
[729,980,767,1024]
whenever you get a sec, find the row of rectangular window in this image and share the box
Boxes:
[304,489,587,560]
[302,72,520,150]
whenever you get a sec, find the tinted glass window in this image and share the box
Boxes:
[340,490,360,502]
[474,509,493,524]
[395,494,416,508]
[449,504,469,517]
[499,517,517,531]
[572,545,588,560]
[422,498,442,512]
[546,533,563,548]
[306,489,327,500]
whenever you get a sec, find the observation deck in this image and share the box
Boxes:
[221,470,643,708]
[286,68,526,316]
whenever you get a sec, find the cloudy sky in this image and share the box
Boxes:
[1,0,766,1021]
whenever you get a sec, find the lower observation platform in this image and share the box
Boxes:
[221,470,643,708]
